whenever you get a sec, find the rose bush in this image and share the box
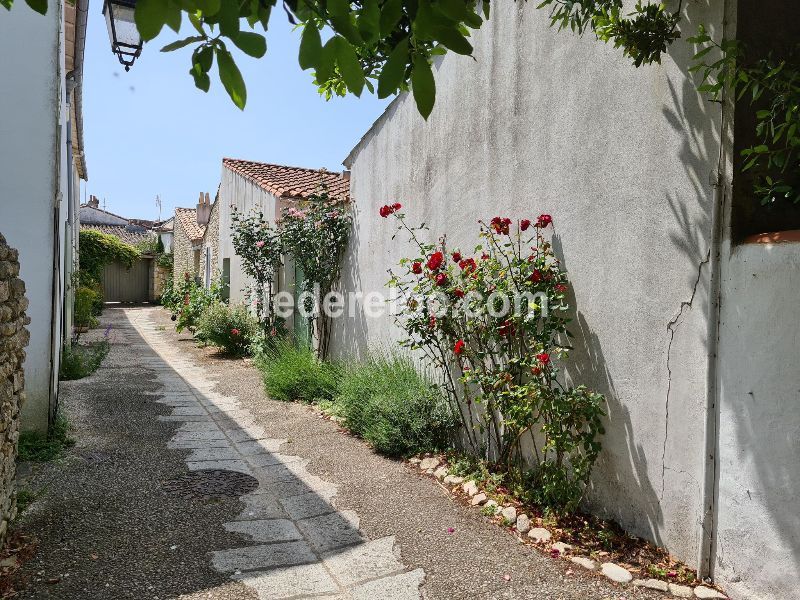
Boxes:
[386,207,605,511]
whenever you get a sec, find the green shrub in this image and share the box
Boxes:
[18,414,74,462]
[170,274,222,333]
[256,340,339,403]
[332,354,455,458]
[74,286,99,328]
[196,303,258,356]
[59,340,109,380]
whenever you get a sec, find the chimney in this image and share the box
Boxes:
[196,192,211,226]
[341,170,351,181]
[88,195,99,208]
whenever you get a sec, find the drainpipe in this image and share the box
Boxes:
[697,0,737,580]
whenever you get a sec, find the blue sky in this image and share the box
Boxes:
[82,9,390,221]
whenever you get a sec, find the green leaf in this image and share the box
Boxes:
[24,0,47,15]
[432,26,472,55]
[358,0,380,44]
[195,0,221,16]
[438,0,467,21]
[411,54,435,119]
[380,0,403,37]
[232,31,266,58]
[332,36,364,96]
[327,0,349,17]
[194,44,214,72]
[378,37,408,98]
[191,69,211,92]
[164,2,182,33]
[315,37,338,83]
[218,0,240,36]
[216,46,247,109]
[161,36,205,52]
[299,24,322,70]
[135,0,167,41]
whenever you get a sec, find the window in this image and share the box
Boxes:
[221,258,230,301]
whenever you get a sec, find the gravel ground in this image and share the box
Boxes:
[9,306,665,599]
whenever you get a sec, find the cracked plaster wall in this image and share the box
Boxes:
[331,1,726,568]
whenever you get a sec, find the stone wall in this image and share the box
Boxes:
[0,233,29,546]
[203,200,220,284]
[172,216,196,285]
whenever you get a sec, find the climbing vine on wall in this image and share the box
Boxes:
[78,229,140,284]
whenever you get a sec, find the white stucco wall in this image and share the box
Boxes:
[0,1,65,432]
[332,1,727,568]
[714,241,800,600]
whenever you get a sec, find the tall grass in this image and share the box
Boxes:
[333,353,455,458]
[256,339,339,403]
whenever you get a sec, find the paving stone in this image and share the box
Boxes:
[280,492,336,520]
[236,439,286,456]
[419,457,440,470]
[247,453,304,468]
[350,568,425,600]
[232,563,340,599]
[186,447,239,462]
[501,506,517,523]
[178,421,221,432]
[223,519,302,543]
[186,459,252,475]
[433,466,448,480]
[159,414,211,422]
[169,429,227,443]
[633,578,669,592]
[570,556,598,570]
[295,510,363,552]
[443,475,464,486]
[211,541,316,572]
[250,479,328,499]
[462,480,479,497]
[669,583,694,598]
[471,493,487,506]
[601,562,632,583]
[227,427,269,443]
[322,536,405,587]
[254,463,305,485]
[515,514,531,534]
[169,406,208,416]
[694,586,726,598]
[236,494,287,520]
[167,437,232,450]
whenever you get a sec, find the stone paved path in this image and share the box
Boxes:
[129,312,425,600]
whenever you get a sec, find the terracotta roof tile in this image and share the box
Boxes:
[174,207,205,242]
[222,158,350,201]
[80,224,152,247]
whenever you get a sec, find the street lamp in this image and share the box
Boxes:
[103,0,142,71]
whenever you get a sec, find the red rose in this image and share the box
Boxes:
[529,269,543,283]
[428,315,437,329]
[411,261,423,274]
[520,219,531,231]
[459,258,477,273]
[531,366,542,376]
[231,328,240,336]
[452,251,462,262]
[426,251,444,270]
[453,288,465,298]
[379,205,391,218]
[481,253,490,260]
[536,352,550,365]
[435,272,448,287]
[498,319,515,337]
[490,216,511,235]
[536,214,553,228]
[454,339,466,355]
[555,283,568,293]
[392,202,402,210]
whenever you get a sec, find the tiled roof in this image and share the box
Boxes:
[175,207,205,242]
[222,158,350,200]
[80,224,152,247]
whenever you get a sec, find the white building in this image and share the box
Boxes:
[330,3,800,600]
[0,0,87,432]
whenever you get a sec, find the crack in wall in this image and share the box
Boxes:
[661,250,711,499]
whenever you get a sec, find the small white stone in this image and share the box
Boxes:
[500,506,517,523]
[462,480,479,497]
[551,541,572,555]
[433,466,448,480]
[515,514,531,534]
[471,493,487,506]
[601,562,632,583]
[570,556,597,571]
[527,528,552,543]
[444,475,464,486]
[419,457,440,470]
[633,579,669,592]
[409,458,421,465]
[669,583,693,598]
[694,586,726,599]
[484,499,498,511]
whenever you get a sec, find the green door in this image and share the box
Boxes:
[292,263,311,345]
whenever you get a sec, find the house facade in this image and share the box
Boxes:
[0,0,87,432]
[172,194,213,285]
[216,158,350,330]
[329,2,799,600]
